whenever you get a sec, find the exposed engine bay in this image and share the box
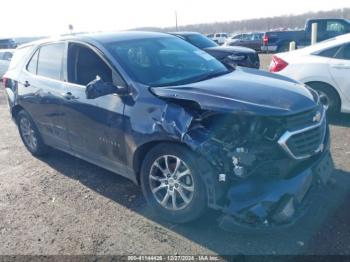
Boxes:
[167,103,334,228]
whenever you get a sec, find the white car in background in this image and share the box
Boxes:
[269,33,350,114]
[207,33,228,45]
[0,49,14,79]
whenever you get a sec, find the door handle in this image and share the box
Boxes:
[24,81,30,87]
[62,92,79,100]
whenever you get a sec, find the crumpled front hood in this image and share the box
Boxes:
[151,67,318,116]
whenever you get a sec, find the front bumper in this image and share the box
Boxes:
[219,133,333,228]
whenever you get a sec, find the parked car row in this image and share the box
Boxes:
[207,18,350,54]
[224,32,263,52]
[3,31,333,230]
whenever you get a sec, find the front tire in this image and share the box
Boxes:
[17,110,48,156]
[140,143,207,223]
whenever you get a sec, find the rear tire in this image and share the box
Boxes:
[140,143,207,223]
[306,82,340,115]
[17,110,48,156]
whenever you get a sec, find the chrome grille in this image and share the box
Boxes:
[278,108,327,159]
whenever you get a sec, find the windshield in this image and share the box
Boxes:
[105,37,228,87]
[185,34,218,49]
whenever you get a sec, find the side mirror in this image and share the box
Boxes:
[85,78,128,99]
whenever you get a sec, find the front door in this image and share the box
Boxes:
[61,42,128,175]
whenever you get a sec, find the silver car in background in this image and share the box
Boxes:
[0,49,14,79]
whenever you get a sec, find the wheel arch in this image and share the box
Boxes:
[133,140,190,184]
[305,81,342,109]
[133,140,226,209]
[11,104,25,123]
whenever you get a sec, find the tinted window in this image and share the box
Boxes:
[317,45,342,58]
[67,43,114,86]
[27,49,39,74]
[106,37,228,86]
[335,44,350,60]
[37,43,64,80]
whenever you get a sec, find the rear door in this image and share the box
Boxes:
[20,42,70,150]
[61,42,127,175]
[328,43,350,102]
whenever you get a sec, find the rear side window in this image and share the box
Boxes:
[335,44,350,60]
[316,45,342,58]
[37,43,65,80]
[27,49,39,74]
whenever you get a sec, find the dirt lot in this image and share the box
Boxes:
[0,58,349,255]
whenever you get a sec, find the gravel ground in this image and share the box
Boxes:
[0,63,349,255]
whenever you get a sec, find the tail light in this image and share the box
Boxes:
[263,34,269,45]
[269,55,288,72]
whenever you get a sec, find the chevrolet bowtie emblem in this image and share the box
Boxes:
[313,111,322,123]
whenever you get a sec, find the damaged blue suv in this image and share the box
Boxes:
[4,32,333,228]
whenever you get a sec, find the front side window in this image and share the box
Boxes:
[105,37,228,87]
[67,43,116,86]
[37,43,65,80]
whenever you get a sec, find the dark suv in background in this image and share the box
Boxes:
[4,32,333,228]
[171,32,260,69]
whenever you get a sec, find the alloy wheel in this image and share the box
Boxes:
[149,155,194,211]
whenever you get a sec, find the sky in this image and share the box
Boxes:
[1,0,349,38]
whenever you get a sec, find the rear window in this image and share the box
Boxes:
[37,43,65,80]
